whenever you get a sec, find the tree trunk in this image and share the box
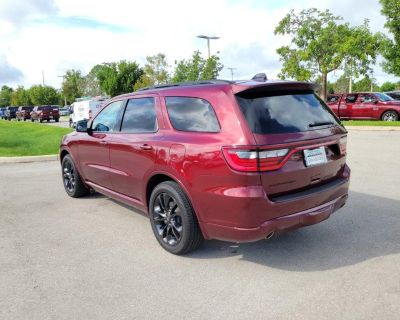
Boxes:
[321,72,328,101]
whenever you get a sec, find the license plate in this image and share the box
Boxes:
[49,116,53,119]
[304,146,327,167]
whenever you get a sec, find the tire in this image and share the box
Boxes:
[31,119,34,122]
[39,119,43,123]
[381,110,399,121]
[61,155,89,198]
[23,118,26,121]
[149,181,203,255]
[55,118,59,123]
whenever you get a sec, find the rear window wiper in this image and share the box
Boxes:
[309,121,334,127]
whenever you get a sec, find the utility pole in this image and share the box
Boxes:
[42,71,45,86]
[58,75,67,106]
[197,35,220,58]
[227,67,236,81]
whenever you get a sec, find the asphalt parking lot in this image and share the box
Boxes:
[0,130,399,320]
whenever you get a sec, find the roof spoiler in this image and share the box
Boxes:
[251,73,268,82]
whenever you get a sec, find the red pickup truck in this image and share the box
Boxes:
[327,92,400,121]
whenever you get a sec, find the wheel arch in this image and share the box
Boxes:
[381,109,399,120]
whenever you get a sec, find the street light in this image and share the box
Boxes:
[197,35,220,58]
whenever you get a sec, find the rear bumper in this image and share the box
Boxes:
[203,193,348,242]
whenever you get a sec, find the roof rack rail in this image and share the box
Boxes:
[137,79,233,91]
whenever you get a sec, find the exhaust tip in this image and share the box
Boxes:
[265,232,274,240]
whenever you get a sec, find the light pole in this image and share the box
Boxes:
[197,35,220,58]
[58,75,67,106]
[227,67,236,81]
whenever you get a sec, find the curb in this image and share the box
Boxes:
[345,126,400,131]
[0,155,58,164]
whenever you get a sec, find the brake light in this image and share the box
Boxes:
[339,137,347,155]
[222,147,289,172]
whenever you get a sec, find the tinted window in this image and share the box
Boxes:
[360,94,375,103]
[165,97,220,132]
[236,92,340,134]
[327,95,340,103]
[345,95,358,103]
[121,98,157,133]
[375,92,393,102]
[92,101,124,132]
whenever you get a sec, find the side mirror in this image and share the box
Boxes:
[76,119,90,133]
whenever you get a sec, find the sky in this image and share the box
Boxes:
[0,0,397,89]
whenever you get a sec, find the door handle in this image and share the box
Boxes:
[100,140,108,145]
[140,144,153,151]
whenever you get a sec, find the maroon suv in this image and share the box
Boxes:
[16,106,34,121]
[60,79,350,254]
[31,106,60,122]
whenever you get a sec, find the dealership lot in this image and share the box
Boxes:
[0,130,399,320]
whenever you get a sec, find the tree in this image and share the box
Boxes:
[380,0,400,76]
[11,86,31,106]
[0,85,13,107]
[83,65,105,97]
[171,51,223,83]
[274,8,381,100]
[331,74,350,93]
[28,85,60,105]
[134,53,170,90]
[96,60,143,96]
[379,81,397,92]
[352,76,379,92]
[61,69,85,104]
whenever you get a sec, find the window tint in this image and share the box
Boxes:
[92,100,123,132]
[236,92,340,134]
[121,98,157,133]
[360,94,375,103]
[327,95,340,103]
[165,97,220,132]
[345,94,358,103]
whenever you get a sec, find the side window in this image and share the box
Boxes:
[345,94,358,103]
[121,98,157,133]
[92,100,124,132]
[165,97,220,132]
[327,95,339,103]
[360,94,375,103]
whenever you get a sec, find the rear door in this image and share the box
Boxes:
[356,94,376,119]
[235,88,347,198]
[342,94,358,119]
[108,96,160,202]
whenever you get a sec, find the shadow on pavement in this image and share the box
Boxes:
[188,191,400,271]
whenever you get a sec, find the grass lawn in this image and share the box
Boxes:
[341,120,400,126]
[0,120,73,157]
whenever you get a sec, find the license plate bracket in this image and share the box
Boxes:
[304,146,328,167]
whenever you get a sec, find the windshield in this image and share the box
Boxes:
[375,93,394,101]
[236,91,340,134]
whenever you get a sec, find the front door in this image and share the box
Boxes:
[78,100,125,189]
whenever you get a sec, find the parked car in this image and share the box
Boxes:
[16,106,34,121]
[4,106,18,120]
[327,92,400,121]
[60,77,350,255]
[30,106,60,122]
[59,107,70,116]
[0,107,5,119]
[385,91,400,101]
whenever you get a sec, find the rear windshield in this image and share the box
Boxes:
[236,91,340,134]
[38,106,57,111]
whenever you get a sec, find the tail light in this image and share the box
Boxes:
[222,147,289,172]
[339,137,347,155]
[88,109,92,119]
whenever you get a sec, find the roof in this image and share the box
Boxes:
[110,78,318,101]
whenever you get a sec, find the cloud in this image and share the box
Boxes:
[0,55,23,83]
[0,0,58,26]
[0,0,397,88]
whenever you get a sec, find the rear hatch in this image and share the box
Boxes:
[232,82,347,201]
[41,106,60,118]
